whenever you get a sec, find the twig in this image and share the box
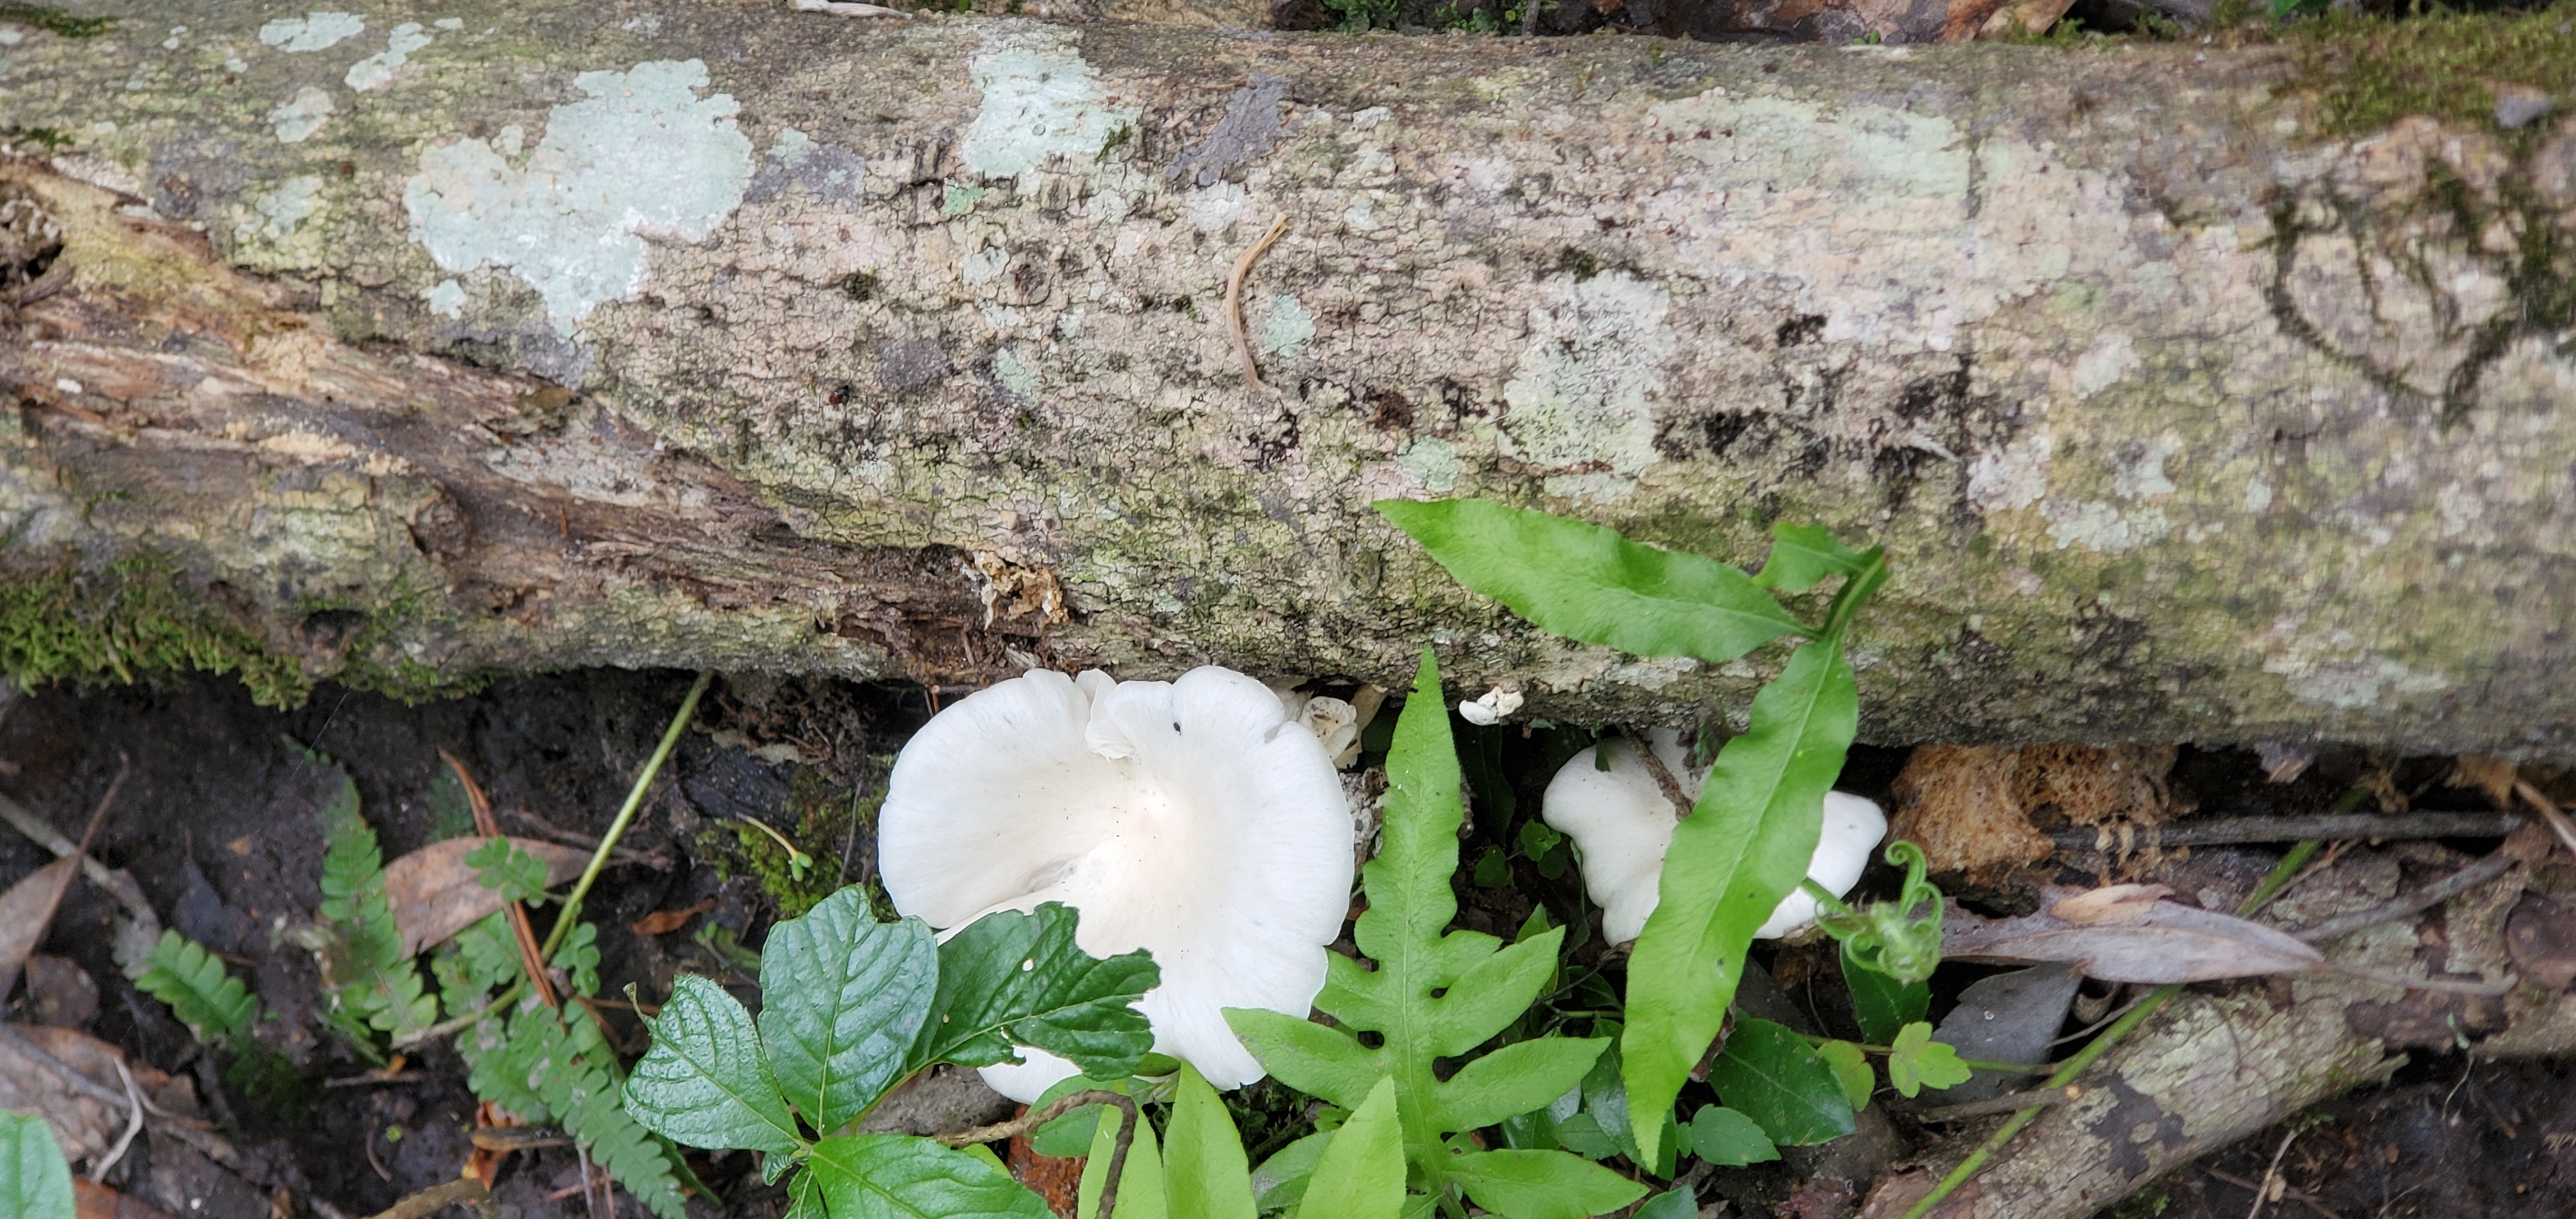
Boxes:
[541,671,713,960]
[2243,1127,2299,1219]
[362,1178,498,1219]
[443,751,558,1009]
[2511,781,2576,860]
[0,790,154,919]
[1618,729,1694,819]
[89,1056,144,1181]
[24,755,128,992]
[0,1019,237,1168]
[2326,963,2517,995]
[933,1090,1139,1219]
[1224,216,1290,392]
[392,983,520,1050]
[2046,811,2520,850]
[323,1072,429,1089]
[2293,846,2520,942]
[2205,1166,2349,1219]
[364,1119,392,1182]
[1915,1085,2082,1123]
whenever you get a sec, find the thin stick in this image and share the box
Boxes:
[933,1089,1140,1219]
[24,755,128,993]
[392,983,521,1050]
[0,790,154,919]
[1225,216,1290,392]
[2294,846,2520,942]
[2243,1127,2299,1219]
[444,751,558,1009]
[88,1057,143,1181]
[2511,781,2576,860]
[362,1178,497,1219]
[1619,729,1694,819]
[1915,1085,2080,1123]
[541,671,713,960]
[2046,811,2519,850]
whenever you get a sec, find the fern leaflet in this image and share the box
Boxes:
[127,931,259,1047]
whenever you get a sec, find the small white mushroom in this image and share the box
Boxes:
[878,667,1355,1101]
[1541,728,1887,945]
[1458,682,1524,726]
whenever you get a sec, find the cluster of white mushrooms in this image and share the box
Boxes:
[875,668,1885,1101]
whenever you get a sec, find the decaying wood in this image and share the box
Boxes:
[0,3,2573,758]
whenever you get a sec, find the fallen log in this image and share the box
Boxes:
[1,3,2572,758]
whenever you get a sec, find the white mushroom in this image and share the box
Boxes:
[878,667,1355,1101]
[1541,729,1887,944]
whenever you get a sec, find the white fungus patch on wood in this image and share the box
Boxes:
[961,26,1136,183]
[256,11,364,52]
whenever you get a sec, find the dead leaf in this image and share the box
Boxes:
[0,1025,188,1170]
[629,898,714,937]
[1975,0,2074,38]
[26,954,97,1028]
[2050,884,2172,924]
[74,1180,179,1219]
[381,836,586,958]
[1942,885,2326,983]
[1929,964,2080,1102]
[223,837,252,857]
[0,856,82,990]
[2451,755,2518,809]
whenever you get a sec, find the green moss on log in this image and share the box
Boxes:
[2287,6,2576,136]
[0,555,312,707]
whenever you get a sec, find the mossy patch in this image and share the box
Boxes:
[694,769,890,919]
[0,2,112,37]
[0,555,312,707]
[2280,5,2576,137]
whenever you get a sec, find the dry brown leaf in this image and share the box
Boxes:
[0,856,82,990]
[26,954,98,1028]
[0,1024,184,1169]
[1975,0,2075,38]
[1942,885,2326,983]
[381,836,586,958]
[2050,883,2172,924]
[2450,755,2518,809]
[630,898,715,937]
[75,1179,180,1219]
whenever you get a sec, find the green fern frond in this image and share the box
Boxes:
[300,740,436,1040]
[463,1000,688,1218]
[126,931,259,1047]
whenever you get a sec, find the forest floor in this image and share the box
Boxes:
[0,670,2567,1219]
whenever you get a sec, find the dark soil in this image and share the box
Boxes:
[0,670,2563,1219]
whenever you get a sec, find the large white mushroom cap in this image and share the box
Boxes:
[1542,729,1887,944]
[878,666,1355,1101]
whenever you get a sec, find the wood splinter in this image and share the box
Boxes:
[1225,215,1291,393]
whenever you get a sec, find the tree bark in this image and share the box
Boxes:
[1,3,2572,753]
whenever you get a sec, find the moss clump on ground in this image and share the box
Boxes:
[696,769,890,919]
[2281,4,2576,136]
[0,2,111,36]
[0,555,314,707]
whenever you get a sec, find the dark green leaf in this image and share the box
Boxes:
[805,1134,1054,1219]
[1449,1149,1647,1219]
[1251,1131,1330,1213]
[1704,1019,1856,1147]
[1473,847,1510,887]
[1751,523,1877,594]
[1167,1064,1257,1219]
[913,903,1157,1080]
[1685,1107,1777,1167]
[760,889,939,1133]
[624,975,803,1155]
[1551,1114,1620,1162]
[1843,940,1929,1045]
[0,1112,72,1219]
[1376,500,1808,664]
[1622,638,1855,1162]
[1634,1187,1699,1219]
[1297,1077,1404,1219]
[1886,1022,1974,1098]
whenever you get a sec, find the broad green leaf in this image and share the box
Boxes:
[1551,1113,1620,1162]
[1634,1188,1699,1219]
[1376,500,1807,664]
[914,903,1158,1079]
[1449,1149,1646,1219]
[760,889,939,1133]
[1887,1022,1974,1098]
[1230,652,1591,1206]
[785,1164,826,1219]
[1842,940,1929,1045]
[1167,1064,1257,1219]
[1751,523,1878,594]
[1816,1040,1873,1112]
[1296,1077,1404,1219]
[1623,638,1856,1163]
[0,1112,71,1219]
[624,975,802,1155]
[806,1133,1054,1219]
[1574,1034,1643,1169]
[1077,1094,1169,1219]
[1252,1131,1331,1213]
[1685,1107,1777,1167]
[128,930,260,1046]
[1703,1019,1855,1147]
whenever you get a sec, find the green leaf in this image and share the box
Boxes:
[1703,1019,1856,1147]
[1634,1187,1699,1219]
[1252,1131,1331,1213]
[551,919,601,999]
[1886,1022,1975,1098]
[466,836,551,904]
[1230,652,1596,1208]
[1077,1094,1169,1219]
[1376,500,1809,664]
[304,745,436,1043]
[624,975,803,1156]
[0,1112,72,1219]
[1622,636,1855,1163]
[760,889,939,1134]
[1684,1107,1777,1167]
[128,930,260,1047]
[1842,940,1930,1045]
[1750,523,1878,594]
[1166,1064,1257,1219]
[1296,1077,1404,1219]
[1816,1040,1873,1112]
[913,903,1158,1080]
[1448,1149,1647,1219]
[806,1134,1055,1219]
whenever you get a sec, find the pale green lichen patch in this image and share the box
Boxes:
[423,277,464,318]
[270,86,334,143]
[402,59,752,335]
[257,11,364,52]
[344,21,430,92]
[237,173,324,242]
[1259,293,1312,356]
[961,27,1135,182]
[992,347,1039,400]
[1498,271,1675,502]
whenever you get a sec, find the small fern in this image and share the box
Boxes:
[461,1000,688,1219]
[127,930,259,1047]
[303,741,436,1043]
